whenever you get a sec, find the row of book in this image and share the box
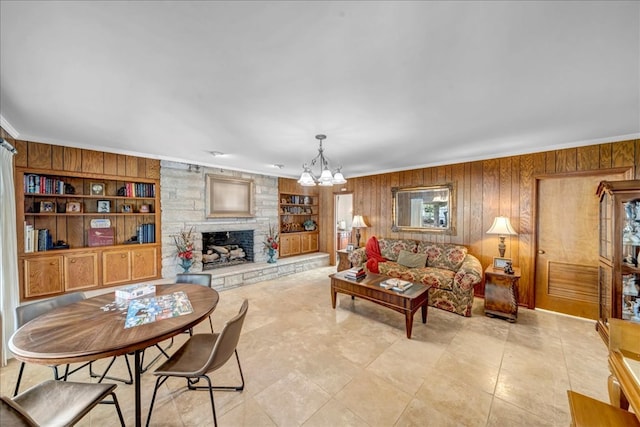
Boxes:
[24,224,53,252]
[137,223,156,243]
[123,182,155,198]
[344,266,366,280]
[24,174,65,194]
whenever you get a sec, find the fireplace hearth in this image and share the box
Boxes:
[202,230,254,270]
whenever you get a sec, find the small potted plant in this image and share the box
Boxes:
[303,219,317,231]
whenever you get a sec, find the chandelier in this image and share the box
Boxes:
[297,134,347,187]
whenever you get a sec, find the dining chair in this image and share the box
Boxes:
[176,273,214,333]
[13,292,86,396]
[13,292,132,396]
[1,379,125,426]
[146,299,248,427]
[139,273,215,373]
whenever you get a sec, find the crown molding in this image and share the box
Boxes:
[0,115,19,138]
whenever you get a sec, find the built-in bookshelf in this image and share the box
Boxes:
[14,140,161,301]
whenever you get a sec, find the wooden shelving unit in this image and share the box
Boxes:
[278,192,319,257]
[14,141,161,301]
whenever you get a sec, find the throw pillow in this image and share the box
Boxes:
[397,250,427,268]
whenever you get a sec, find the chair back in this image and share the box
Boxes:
[176,274,212,288]
[0,396,37,426]
[206,299,248,373]
[15,292,85,327]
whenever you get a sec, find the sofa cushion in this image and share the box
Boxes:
[378,263,456,291]
[378,238,417,261]
[397,250,427,268]
[415,267,456,290]
[378,262,423,283]
[417,242,468,271]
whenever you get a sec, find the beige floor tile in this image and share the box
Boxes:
[486,396,554,427]
[1,266,617,426]
[219,395,277,426]
[335,371,413,426]
[413,369,493,427]
[253,370,331,426]
[301,398,369,427]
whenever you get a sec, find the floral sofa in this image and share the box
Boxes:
[348,236,483,317]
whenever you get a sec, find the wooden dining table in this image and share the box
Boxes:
[9,283,219,427]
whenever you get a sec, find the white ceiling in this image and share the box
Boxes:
[1,1,639,180]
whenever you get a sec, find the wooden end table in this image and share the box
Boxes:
[484,265,521,322]
[336,249,352,272]
[330,271,430,338]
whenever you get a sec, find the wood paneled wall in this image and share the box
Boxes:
[7,138,160,180]
[285,139,640,309]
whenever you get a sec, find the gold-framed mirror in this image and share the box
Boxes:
[391,183,456,234]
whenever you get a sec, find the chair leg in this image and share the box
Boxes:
[202,375,218,427]
[140,338,173,373]
[90,355,133,384]
[145,375,169,427]
[13,362,26,397]
[187,350,245,392]
[109,391,127,427]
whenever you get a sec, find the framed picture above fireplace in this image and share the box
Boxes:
[205,174,255,218]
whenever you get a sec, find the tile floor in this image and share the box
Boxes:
[1,266,612,426]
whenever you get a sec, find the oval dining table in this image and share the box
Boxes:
[9,283,220,427]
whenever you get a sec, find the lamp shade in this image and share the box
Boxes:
[297,170,316,186]
[332,170,346,184]
[351,215,368,229]
[486,216,517,236]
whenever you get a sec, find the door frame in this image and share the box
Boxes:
[530,167,633,309]
[334,191,354,261]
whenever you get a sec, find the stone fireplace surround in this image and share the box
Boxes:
[160,161,329,286]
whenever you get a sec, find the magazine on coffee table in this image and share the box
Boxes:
[124,291,194,328]
[380,278,413,292]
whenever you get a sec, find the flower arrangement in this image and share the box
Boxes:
[174,227,194,261]
[264,223,279,251]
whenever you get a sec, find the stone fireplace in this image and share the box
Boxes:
[201,230,254,270]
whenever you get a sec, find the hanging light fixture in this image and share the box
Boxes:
[297,134,347,187]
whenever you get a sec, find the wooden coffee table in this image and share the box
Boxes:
[330,271,430,338]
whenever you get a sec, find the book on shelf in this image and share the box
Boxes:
[23,223,53,252]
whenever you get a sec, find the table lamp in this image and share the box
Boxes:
[351,215,369,248]
[486,216,517,257]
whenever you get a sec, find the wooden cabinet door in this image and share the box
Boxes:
[24,255,64,298]
[131,246,157,280]
[301,233,318,253]
[64,252,99,291]
[102,249,131,286]
[280,234,301,257]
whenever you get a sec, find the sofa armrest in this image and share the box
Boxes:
[453,254,483,292]
[348,247,367,268]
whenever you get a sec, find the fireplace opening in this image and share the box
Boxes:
[201,230,254,270]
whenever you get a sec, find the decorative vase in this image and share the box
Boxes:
[267,247,277,264]
[179,258,193,272]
